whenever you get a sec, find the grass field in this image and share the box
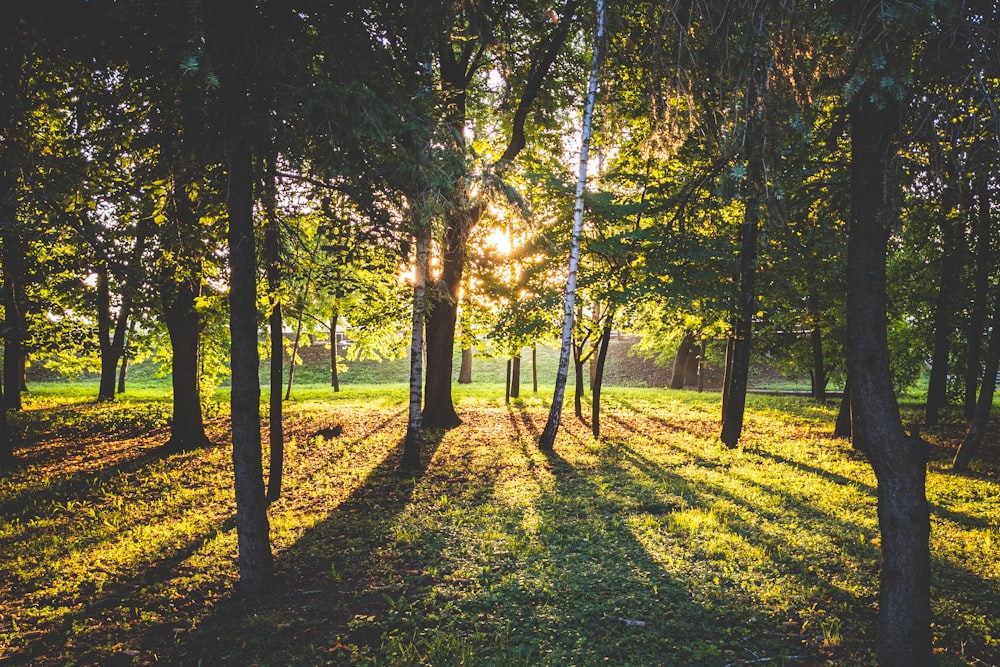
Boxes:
[0,382,997,666]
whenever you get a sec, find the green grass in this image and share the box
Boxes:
[0,384,997,665]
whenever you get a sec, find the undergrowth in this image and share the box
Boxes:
[0,385,996,666]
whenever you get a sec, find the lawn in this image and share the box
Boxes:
[0,383,997,666]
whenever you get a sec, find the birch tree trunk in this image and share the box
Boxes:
[401,231,430,470]
[538,0,605,451]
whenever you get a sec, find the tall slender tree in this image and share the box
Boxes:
[539,0,605,451]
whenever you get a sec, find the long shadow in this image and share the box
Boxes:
[2,514,237,666]
[166,424,445,665]
[602,399,1000,663]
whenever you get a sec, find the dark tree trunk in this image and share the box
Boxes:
[848,83,931,666]
[2,232,25,412]
[721,335,734,422]
[117,348,129,394]
[965,175,992,419]
[330,312,340,392]
[161,276,211,453]
[96,264,118,402]
[683,338,700,386]
[0,369,9,468]
[953,274,1000,471]
[423,206,474,428]
[208,0,273,593]
[808,292,827,403]
[835,375,852,438]
[924,175,961,427]
[670,331,694,389]
[511,355,521,398]
[458,347,472,384]
[532,345,538,392]
[263,149,283,503]
[285,305,305,401]
[720,27,766,449]
[504,359,511,404]
[592,317,613,438]
[573,354,585,419]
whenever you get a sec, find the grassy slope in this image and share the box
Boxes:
[0,384,997,666]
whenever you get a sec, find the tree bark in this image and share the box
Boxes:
[721,27,767,449]
[924,170,961,427]
[532,345,538,392]
[848,78,931,666]
[458,347,472,384]
[953,274,1000,471]
[209,0,273,593]
[511,355,521,398]
[0,369,9,468]
[808,292,827,403]
[670,331,694,389]
[422,208,472,428]
[964,174,992,419]
[160,275,211,453]
[402,232,429,471]
[539,0,604,451]
[592,316,613,438]
[263,148,283,503]
[2,229,26,411]
[505,359,512,405]
[834,375,852,438]
[573,353,585,419]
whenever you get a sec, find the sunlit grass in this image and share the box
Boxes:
[0,384,997,665]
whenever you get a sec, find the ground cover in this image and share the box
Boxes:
[0,384,997,666]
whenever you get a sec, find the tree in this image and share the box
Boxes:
[539,0,605,451]
[843,2,933,662]
[205,0,273,593]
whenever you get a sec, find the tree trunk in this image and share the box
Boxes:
[330,312,340,392]
[834,375,852,438]
[924,175,961,427]
[670,331,694,389]
[965,174,992,419]
[263,148,283,503]
[117,349,129,394]
[0,369,9,468]
[953,274,1000,471]
[209,0,273,593]
[848,81,931,666]
[538,0,605,451]
[284,305,305,401]
[161,276,211,453]
[574,354,585,419]
[2,230,25,411]
[505,359,512,405]
[511,355,521,398]
[683,338,700,386]
[96,263,119,402]
[720,24,767,449]
[402,233,429,470]
[592,316,613,438]
[422,207,472,428]
[721,335,734,422]
[532,345,538,392]
[808,292,827,403]
[458,347,472,384]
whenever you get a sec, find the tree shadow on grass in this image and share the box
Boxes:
[165,426,445,666]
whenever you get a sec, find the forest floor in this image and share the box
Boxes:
[0,384,998,666]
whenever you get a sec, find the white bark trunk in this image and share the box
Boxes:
[539,0,606,450]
